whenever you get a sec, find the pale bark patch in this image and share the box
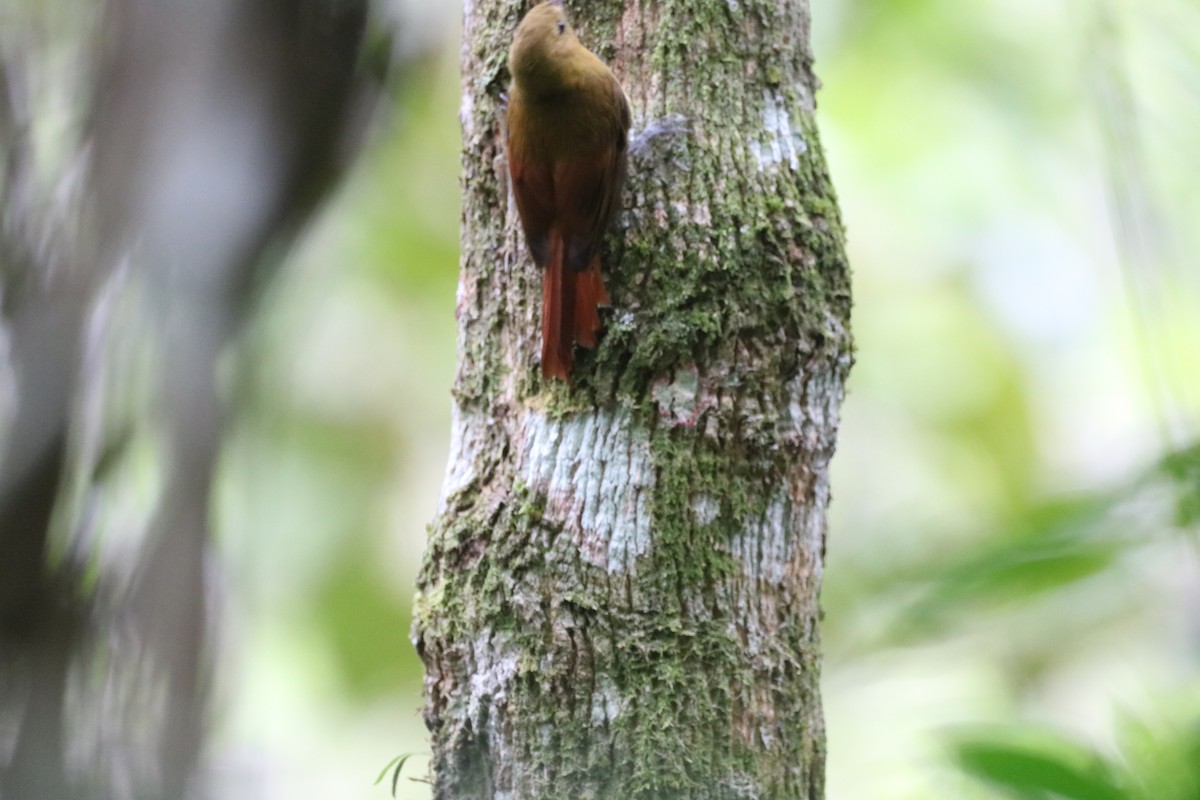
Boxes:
[749,92,809,172]
[518,408,655,574]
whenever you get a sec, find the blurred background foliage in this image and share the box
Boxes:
[815,0,1200,797]
[65,0,1193,796]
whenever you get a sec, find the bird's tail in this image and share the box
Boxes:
[542,236,608,382]
[573,253,609,349]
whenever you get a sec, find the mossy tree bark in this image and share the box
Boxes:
[413,0,851,797]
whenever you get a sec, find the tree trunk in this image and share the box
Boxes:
[413,0,852,797]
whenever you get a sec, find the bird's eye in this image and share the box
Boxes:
[556,20,566,34]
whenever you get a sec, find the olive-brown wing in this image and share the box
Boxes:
[509,154,556,268]
[554,143,622,272]
[558,77,629,271]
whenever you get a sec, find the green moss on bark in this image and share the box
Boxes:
[415,0,848,796]
[418,416,826,797]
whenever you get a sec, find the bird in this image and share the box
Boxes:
[506,0,630,382]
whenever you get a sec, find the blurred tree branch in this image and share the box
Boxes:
[0,1,392,796]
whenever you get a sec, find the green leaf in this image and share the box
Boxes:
[374,753,415,797]
[899,494,1122,634]
[949,728,1131,800]
[1158,445,1200,529]
[1113,702,1200,800]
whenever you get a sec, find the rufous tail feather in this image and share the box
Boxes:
[573,253,608,349]
[542,240,608,381]
[541,232,575,381]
